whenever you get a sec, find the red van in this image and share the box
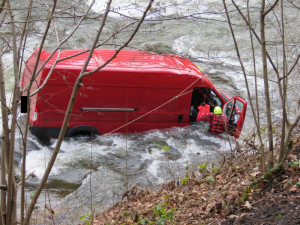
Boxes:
[21,49,247,143]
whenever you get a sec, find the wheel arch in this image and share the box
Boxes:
[65,125,100,137]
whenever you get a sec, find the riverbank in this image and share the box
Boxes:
[92,136,300,224]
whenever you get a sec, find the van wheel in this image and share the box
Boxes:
[66,126,100,139]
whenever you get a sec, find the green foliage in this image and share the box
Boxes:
[278,213,282,219]
[259,126,267,135]
[296,182,300,188]
[122,211,130,217]
[181,163,198,185]
[138,218,147,225]
[163,195,170,204]
[181,178,189,185]
[210,167,220,174]
[241,186,251,202]
[263,170,273,180]
[185,163,196,172]
[80,212,93,225]
[206,176,215,184]
[153,204,176,224]
[199,162,209,173]
[180,162,218,186]
[153,142,170,151]
[290,160,300,169]
[161,145,170,151]
[137,204,176,225]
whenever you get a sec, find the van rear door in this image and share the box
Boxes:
[223,97,247,138]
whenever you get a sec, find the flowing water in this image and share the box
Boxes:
[1,0,299,223]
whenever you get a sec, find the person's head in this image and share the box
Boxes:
[214,106,222,116]
[201,102,206,106]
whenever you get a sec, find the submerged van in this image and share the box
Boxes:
[21,49,247,143]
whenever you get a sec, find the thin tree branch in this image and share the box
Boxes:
[0,51,9,225]
[264,0,280,16]
[286,54,300,77]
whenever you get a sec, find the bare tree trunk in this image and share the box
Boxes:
[279,0,287,162]
[260,0,274,168]
[6,0,19,223]
[0,52,9,225]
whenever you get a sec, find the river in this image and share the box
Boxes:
[1,0,299,223]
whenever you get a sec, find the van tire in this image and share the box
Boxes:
[66,126,100,138]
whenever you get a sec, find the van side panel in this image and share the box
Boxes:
[36,68,194,135]
[133,73,192,132]
[37,69,142,134]
[74,70,141,134]
[37,68,77,129]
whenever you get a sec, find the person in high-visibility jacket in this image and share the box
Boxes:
[208,106,228,133]
[196,102,212,122]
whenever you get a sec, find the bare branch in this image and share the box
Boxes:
[264,0,280,16]
[287,0,300,9]
[287,54,300,76]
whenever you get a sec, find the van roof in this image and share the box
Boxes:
[39,49,203,75]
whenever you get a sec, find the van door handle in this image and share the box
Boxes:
[81,107,137,112]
